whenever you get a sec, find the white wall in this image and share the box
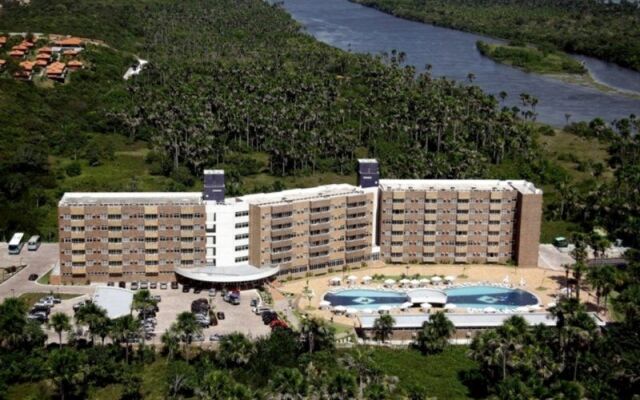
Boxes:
[204,200,250,267]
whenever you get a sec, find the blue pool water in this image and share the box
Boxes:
[324,289,409,309]
[324,286,538,310]
[444,286,538,309]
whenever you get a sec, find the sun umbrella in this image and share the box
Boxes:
[378,305,392,313]
[547,302,556,308]
[361,308,374,314]
[503,275,510,284]
[484,307,498,313]
[444,303,457,311]
[410,279,420,287]
[515,306,529,313]
[347,275,357,282]
[420,303,432,312]
[362,276,372,283]
[519,277,526,287]
[444,275,456,282]
[333,305,346,313]
[399,278,411,285]
[330,277,342,285]
[345,308,358,316]
[431,276,442,284]
[419,278,430,286]
[384,279,396,286]
[528,304,543,312]
[319,300,331,308]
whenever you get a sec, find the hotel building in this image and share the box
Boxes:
[57,160,542,285]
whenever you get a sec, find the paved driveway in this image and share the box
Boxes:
[539,244,575,271]
[0,243,96,301]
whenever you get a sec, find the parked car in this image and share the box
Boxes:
[250,298,259,307]
[182,286,190,293]
[140,281,149,290]
[131,282,139,290]
[119,281,126,288]
[107,281,115,286]
[216,311,225,320]
[209,334,222,342]
[28,312,47,323]
[194,287,202,294]
[208,288,217,297]
[160,283,168,290]
[171,282,179,290]
[150,282,157,289]
[152,295,161,303]
[253,306,272,315]
[28,273,38,281]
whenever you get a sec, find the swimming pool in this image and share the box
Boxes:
[444,286,538,310]
[323,286,538,311]
[323,289,409,309]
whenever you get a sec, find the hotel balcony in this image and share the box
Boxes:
[71,243,85,251]
[71,266,86,275]
[109,266,123,275]
[145,265,159,274]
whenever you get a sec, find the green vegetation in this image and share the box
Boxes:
[351,0,640,71]
[476,41,586,75]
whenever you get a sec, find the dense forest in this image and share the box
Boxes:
[0,0,639,250]
[351,0,640,71]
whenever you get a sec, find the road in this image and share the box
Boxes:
[0,243,95,301]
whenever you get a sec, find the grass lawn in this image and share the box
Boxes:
[140,360,169,400]
[19,292,83,307]
[37,268,53,285]
[363,346,477,399]
[5,381,54,400]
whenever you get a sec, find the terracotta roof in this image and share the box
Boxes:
[21,41,34,48]
[63,49,80,56]
[46,61,66,74]
[67,60,83,67]
[36,59,49,67]
[0,36,7,44]
[55,37,83,47]
[36,53,51,60]
[12,44,28,51]
[19,61,36,71]
[0,59,6,65]
[38,47,53,54]
[9,50,25,57]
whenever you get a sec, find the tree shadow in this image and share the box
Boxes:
[459,368,489,399]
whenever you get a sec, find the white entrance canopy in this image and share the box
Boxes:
[175,264,279,283]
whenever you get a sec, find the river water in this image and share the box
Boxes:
[279,0,640,126]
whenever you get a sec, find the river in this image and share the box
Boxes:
[278,0,640,126]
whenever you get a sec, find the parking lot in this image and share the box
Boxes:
[147,287,271,345]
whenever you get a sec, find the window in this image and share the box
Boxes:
[235,210,249,217]
[235,256,249,263]
[235,222,249,229]
[235,233,249,240]
[235,245,249,251]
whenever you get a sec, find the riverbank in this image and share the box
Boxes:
[476,41,640,99]
[476,41,585,75]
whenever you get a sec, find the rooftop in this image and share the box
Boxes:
[379,179,542,194]
[59,192,203,206]
[358,312,606,329]
[92,287,133,319]
[239,184,366,206]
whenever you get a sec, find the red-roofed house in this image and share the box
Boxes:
[9,50,25,59]
[15,61,36,80]
[0,36,7,48]
[38,47,53,55]
[67,60,84,71]
[55,37,84,47]
[46,61,67,82]
[0,59,6,70]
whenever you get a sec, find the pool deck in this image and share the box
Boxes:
[275,263,604,327]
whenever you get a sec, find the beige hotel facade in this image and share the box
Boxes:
[56,160,542,285]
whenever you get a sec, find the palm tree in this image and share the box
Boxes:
[300,317,335,354]
[175,312,201,362]
[75,302,108,345]
[342,347,378,397]
[112,314,140,363]
[161,324,181,362]
[269,368,307,399]
[48,347,85,400]
[372,314,395,343]
[133,289,158,348]
[48,312,71,348]
[217,332,254,367]
[414,311,455,354]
